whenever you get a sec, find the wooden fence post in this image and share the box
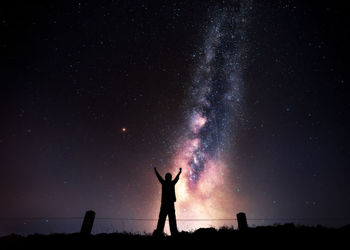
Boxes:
[80,210,96,235]
[237,212,248,231]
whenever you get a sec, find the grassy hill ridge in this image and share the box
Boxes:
[1,224,349,249]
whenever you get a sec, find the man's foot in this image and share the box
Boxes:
[170,231,179,237]
[152,229,165,238]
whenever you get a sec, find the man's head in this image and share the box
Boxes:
[165,173,172,182]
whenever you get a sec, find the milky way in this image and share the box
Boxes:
[171,1,252,229]
[187,8,247,185]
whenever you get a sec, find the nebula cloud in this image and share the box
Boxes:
[171,1,252,230]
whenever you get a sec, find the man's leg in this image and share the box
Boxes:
[168,203,178,236]
[155,205,167,234]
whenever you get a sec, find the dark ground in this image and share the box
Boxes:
[1,224,349,249]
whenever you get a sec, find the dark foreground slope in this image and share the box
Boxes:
[1,224,349,249]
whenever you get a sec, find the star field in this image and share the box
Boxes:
[0,0,349,235]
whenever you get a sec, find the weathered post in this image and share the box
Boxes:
[237,212,248,231]
[80,210,96,235]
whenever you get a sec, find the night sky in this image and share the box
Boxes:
[1,0,349,235]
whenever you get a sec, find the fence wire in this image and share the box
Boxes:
[1,216,349,236]
[1,217,349,221]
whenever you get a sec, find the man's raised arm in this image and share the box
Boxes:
[173,168,182,184]
[154,168,164,184]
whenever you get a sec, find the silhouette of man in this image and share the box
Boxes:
[153,167,182,236]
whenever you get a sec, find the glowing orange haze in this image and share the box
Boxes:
[168,138,246,231]
[146,112,247,233]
